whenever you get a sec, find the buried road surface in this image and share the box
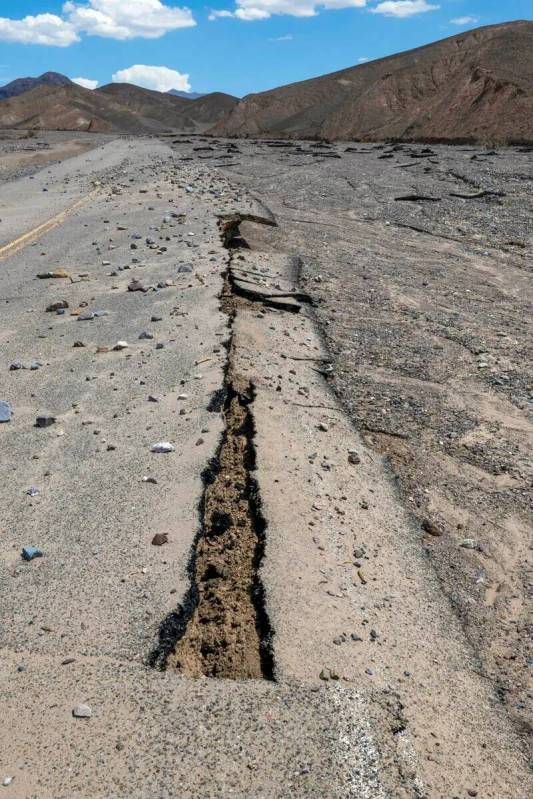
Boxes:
[0,135,531,798]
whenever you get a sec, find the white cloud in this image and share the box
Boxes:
[370,1,439,17]
[270,34,294,40]
[64,0,195,39]
[358,56,370,62]
[112,64,191,92]
[0,1,195,47]
[450,16,479,26]
[0,13,79,46]
[208,9,235,19]
[210,0,366,21]
[72,76,99,89]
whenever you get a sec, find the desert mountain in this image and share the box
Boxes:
[210,21,533,144]
[168,90,206,99]
[0,71,72,100]
[0,82,238,133]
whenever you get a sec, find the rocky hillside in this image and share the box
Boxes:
[210,21,533,144]
[0,82,238,134]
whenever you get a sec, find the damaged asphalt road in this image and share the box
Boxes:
[0,134,531,798]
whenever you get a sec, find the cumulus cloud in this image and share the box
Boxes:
[64,0,195,40]
[370,1,439,17]
[0,1,195,46]
[209,0,366,20]
[0,13,78,46]
[450,16,479,26]
[72,76,99,89]
[112,64,191,92]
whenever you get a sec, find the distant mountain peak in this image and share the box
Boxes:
[167,90,206,100]
[0,71,71,100]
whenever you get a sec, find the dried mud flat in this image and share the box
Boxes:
[0,132,531,798]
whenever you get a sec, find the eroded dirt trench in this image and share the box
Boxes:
[152,216,277,680]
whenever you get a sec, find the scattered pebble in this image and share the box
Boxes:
[35,415,56,428]
[21,546,44,561]
[151,442,175,453]
[0,401,12,423]
[72,704,92,719]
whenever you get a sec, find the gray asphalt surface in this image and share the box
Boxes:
[0,137,391,799]
[1,135,531,799]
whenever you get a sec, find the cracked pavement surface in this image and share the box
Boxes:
[0,134,531,798]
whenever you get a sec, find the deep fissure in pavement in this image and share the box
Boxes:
[168,377,274,679]
[149,214,274,679]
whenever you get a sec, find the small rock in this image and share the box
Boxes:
[26,486,40,497]
[348,450,361,465]
[460,538,477,549]
[319,668,330,681]
[113,341,128,351]
[37,269,70,279]
[0,401,12,423]
[422,518,443,537]
[2,777,13,787]
[22,546,44,561]
[318,422,329,432]
[151,533,168,546]
[46,300,68,312]
[128,279,147,293]
[139,331,154,340]
[151,442,175,453]
[151,315,162,322]
[36,415,56,428]
[72,704,92,718]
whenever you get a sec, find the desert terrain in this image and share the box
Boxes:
[0,125,531,798]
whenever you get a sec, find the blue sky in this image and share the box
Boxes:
[0,1,531,96]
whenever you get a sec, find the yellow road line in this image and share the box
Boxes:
[0,192,96,261]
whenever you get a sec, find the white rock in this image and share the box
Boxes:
[151,442,175,453]
[72,704,92,718]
